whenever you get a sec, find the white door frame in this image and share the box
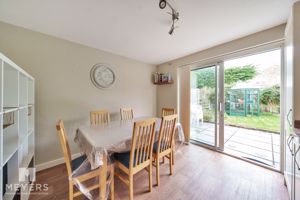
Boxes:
[218,61,225,151]
[190,63,219,150]
[189,45,285,172]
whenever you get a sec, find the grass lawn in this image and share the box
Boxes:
[224,112,280,133]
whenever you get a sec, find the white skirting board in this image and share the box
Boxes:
[35,153,82,172]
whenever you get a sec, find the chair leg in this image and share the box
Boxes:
[169,153,173,175]
[129,174,134,200]
[110,166,115,200]
[69,181,73,200]
[155,156,160,186]
[172,148,175,165]
[149,163,153,192]
[100,155,107,200]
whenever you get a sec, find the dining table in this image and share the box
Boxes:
[72,117,184,199]
[74,117,184,199]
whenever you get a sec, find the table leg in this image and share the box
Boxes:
[100,154,107,200]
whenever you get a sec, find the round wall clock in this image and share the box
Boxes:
[90,63,116,89]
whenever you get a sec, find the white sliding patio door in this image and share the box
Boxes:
[190,64,223,149]
[188,48,283,170]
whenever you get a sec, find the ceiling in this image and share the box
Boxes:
[0,0,295,65]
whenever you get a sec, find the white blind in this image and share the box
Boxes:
[178,66,190,142]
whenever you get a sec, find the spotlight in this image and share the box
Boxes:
[158,0,179,35]
[159,0,167,9]
[169,24,175,35]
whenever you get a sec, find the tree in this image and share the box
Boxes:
[260,85,280,113]
[196,67,215,89]
[224,65,257,86]
[196,64,257,89]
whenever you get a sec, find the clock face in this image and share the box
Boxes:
[90,64,115,89]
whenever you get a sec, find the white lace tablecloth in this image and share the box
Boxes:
[75,117,184,169]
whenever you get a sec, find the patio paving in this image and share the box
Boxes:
[190,122,280,169]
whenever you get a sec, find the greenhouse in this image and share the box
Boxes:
[225,88,260,116]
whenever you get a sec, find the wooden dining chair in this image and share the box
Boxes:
[90,110,110,125]
[161,108,175,117]
[120,108,134,120]
[114,118,156,200]
[56,120,114,200]
[153,114,177,186]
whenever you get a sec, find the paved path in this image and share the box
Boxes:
[190,122,280,169]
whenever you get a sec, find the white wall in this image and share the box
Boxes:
[0,21,157,165]
[0,21,287,166]
[156,24,286,116]
[293,2,300,121]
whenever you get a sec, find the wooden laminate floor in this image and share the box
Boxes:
[30,144,289,200]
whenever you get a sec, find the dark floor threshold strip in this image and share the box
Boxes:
[242,157,273,167]
[225,148,277,165]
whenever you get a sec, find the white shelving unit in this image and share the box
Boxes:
[0,53,35,200]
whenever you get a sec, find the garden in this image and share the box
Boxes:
[191,64,281,133]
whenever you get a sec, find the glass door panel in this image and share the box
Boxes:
[223,49,282,169]
[190,65,217,147]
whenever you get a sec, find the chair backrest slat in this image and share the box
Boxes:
[135,127,142,167]
[90,110,110,125]
[130,118,156,168]
[120,108,133,120]
[56,120,73,177]
[145,126,151,161]
[157,115,177,154]
[161,108,175,117]
[139,131,145,164]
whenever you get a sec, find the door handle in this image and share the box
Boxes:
[287,109,293,127]
[287,134,294,155]
[219,102,223,112]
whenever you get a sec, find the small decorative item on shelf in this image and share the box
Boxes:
[153,72,173,85]
[154,72,159,83]
[3,112,15,129]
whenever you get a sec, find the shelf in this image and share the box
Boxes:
[28,79,34,105]
[0,53,34,80]
[20,152,34,168]
[19,108,28,143]
[3,151,19,200]
[3,191,17,200]
[19,134,28,145]
[1,52,35,199]
[19,105,28,110]
[154,80,174,85]
[20,187,31,200]
[3,107,18,114]
[28,133,34,159]
[19,74,28,107]
[3,62,19,108]
[3,106,30,113]
[3,124,14,129]
[3,135,19,166]
[28,106,34,133]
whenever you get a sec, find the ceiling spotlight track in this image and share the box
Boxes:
[159,0,179,35]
